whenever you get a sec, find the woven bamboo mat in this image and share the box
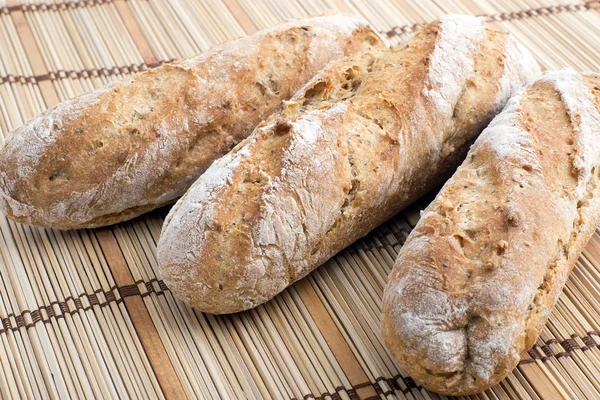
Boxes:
[1,0,600,399]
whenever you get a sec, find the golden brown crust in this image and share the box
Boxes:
[0,14,384,229]
[382,71,600,395]
[157,15,539,314]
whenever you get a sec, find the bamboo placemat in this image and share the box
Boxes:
[1,0,600,399]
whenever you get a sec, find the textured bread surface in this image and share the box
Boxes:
[157,15,540,314]
[382,70,600,395]
[0,14,384,229]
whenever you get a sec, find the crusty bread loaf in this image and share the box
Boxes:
[0,14,384,229]
[157,15,540,314]
[382,70,600,395]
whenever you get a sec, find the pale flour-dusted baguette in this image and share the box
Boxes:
[157,15,540,314]
[0,14,385,229]
[382,70,600,395]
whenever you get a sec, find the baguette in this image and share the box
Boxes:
[157,15,540,314]
[0,14,384,229]
[382,70,600,395]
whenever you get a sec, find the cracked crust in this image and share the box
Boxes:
[0,14,385,229]
[381,70,600,395]
[157,15,540,314]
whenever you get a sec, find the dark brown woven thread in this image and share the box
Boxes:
[1,0,114,14]
[342,387,359,400]
[481,1,600,23]
[3,0,588,21]
[561,338,579,353]
[385,23,421,39]
[523,336,600,363]
[0,278,167,335]
[1,1,596,84]
[293,384,361,400]
[0,75,38,84]
[2,276,600,367]
[272,345,600,400]
[582,334,599,350]
[541,344,555,359]
[382,375,402,391]
[0,277,597,400]
[302,337,600,400]
[329,391,342,400]
[384,0,600,38]
[293,376,418,400]
[351,382,371,390]
[0,61,174,87]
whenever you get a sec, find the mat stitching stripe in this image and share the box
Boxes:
[0,279,168,334]
[1,279,598,355]
[1,0,114,14]
[1,0,596,18]
[385,0,600,38]
[1,1,598,85]
[0,60,176,84]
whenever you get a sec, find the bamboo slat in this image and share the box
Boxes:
[1,1,600,399]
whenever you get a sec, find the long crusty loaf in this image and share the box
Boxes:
[157,15,540,314]
[0,14,384,229]
[382,70,600,395]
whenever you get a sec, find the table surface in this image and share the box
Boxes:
[1,0,600,399]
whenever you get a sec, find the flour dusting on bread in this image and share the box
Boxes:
[0,14,385,229]
[541,70,600,200]
[495,35,539,109]
[422,15,484,115]
[158,16,540,316]
[158,138,254,302]
[476,96,536,161]
[383,71,600,396]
